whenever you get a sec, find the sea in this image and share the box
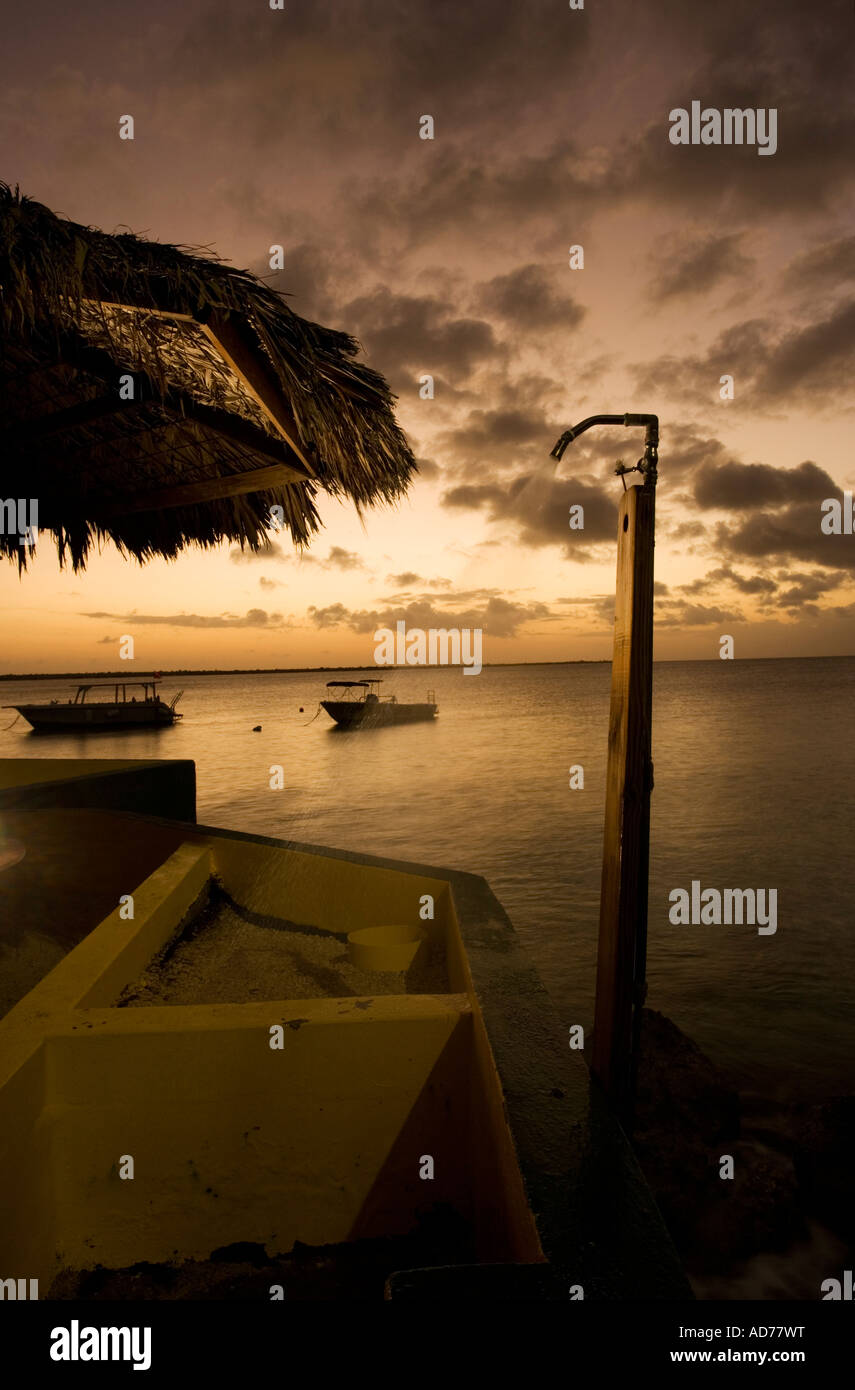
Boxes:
[1,656,853,1105]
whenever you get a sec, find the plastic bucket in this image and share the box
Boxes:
[346,924,427,972]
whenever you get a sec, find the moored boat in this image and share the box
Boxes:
[5,680,183,732]
[321,678,437,728]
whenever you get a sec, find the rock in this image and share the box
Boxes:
[632,1009,741,1255]
[635,1009,740,1145]
[631,1011,849,1279]
[690,1140,803,1269]
[792,1097,855,1242]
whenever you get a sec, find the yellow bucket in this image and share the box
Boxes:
[346,924,427,972]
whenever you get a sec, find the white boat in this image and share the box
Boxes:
[5,680,183,732]
[321,679,437,728]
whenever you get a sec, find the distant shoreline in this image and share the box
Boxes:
[0,654,851,681]
[0,661,605,680]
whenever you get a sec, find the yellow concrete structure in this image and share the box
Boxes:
[0,759,692,1300]
[0,791,542,1294]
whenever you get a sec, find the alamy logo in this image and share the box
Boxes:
[0,1276,38,1299]
[669,882,777,935]
[50,1320,152,1371]
[669,102,777,156]
[0,497,38,546]
[374,620,482,675]
[821,1270,854,1300]
[821,494,854,534]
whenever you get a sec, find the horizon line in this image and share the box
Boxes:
[1,653,853,680]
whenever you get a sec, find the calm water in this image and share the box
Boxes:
[2,657,853,1102]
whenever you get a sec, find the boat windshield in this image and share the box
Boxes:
[324,679,386,702]
[74,683,161,704]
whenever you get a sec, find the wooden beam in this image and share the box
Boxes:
[5,393,133,442]
[21,332,314,483]
[98,461,306,516]
[591,478,656,1125]
[83,295,373,404]
[183,402,312,475]
[79,296,195,323]
[198,311,316,475]
[79,293,320,468]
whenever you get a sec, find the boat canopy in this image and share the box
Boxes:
[75,681,160,690]
[325,679,382,688]
[71,681,164,703]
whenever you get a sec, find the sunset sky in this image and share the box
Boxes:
[2,0,853,672]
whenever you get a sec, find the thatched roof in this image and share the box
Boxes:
[0,184,416,569]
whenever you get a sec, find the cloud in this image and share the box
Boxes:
[668,520,707,541]
[164,0,594,160]
[414,455,442,480]
[694,459,837,510]
[658,424,734,484]
[307,603,352,630]
[341,285,502,384]
[229,540,289,564]
[424,369,579,485]
[442,472,619,558]
[386,572,423,586]
[436,405,557,472]
[327,546,365,571]
[701,565,778,595]
[773,570,843,610]
[261,240,342,326]
[716,503,855,573]
[477,263,586,333]
[753,299,855,402]
[656,601,741,628]
[81,609,288,629]
[607,2,855,219]
[634,302,855,410]
[681,561,855,616]
[649,232,753,302]
[781,234,855,292]
[296,547,365,571]
[307,591,552,638]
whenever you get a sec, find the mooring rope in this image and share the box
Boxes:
[1,713,21,731]
[300,703,324,726]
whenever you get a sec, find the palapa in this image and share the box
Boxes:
[0,184,416,569]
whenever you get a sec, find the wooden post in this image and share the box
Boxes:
[591,473,656,1124]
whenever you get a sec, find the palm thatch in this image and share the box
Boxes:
[0,183,416,569]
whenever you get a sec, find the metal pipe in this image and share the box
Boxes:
[550,413,659,462]
[550,409,659,1126]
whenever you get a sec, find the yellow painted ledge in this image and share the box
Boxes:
[2,842,211,1030]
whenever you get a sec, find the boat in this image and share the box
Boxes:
[5,680,183,732]
[321,678,437,728]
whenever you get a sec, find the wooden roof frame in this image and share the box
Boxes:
[81,283,321,476]
[10,331,315,517]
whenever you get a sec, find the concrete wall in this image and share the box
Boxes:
[0,758,196,821]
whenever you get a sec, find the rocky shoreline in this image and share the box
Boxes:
[631,1009,854,1299]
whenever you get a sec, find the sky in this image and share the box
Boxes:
[2,0,854,672]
